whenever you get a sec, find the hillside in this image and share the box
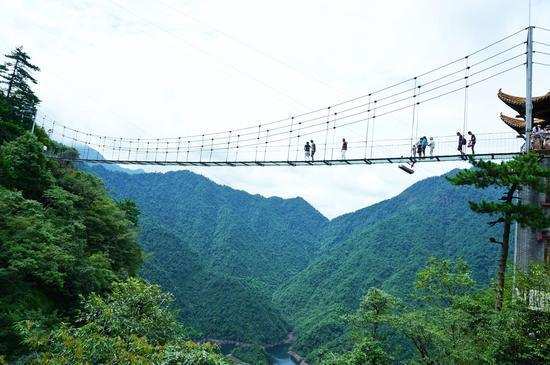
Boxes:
[85,165,327,343]
[272,171,502,360]
[139,219,290,343]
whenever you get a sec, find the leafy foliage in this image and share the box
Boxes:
[273,171,503,360]
[448,153,550,310]
[322,259,550,365]
[0,48,227,363]
[16,279,229,365]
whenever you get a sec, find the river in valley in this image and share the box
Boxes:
[267,344,297,365]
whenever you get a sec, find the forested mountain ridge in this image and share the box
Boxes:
[273,171,502,359]
[86,162,504,355]
[85,165,327,344]
[86,166,328,288]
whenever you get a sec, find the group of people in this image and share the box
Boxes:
[302,132,477,161]
[456,131,476,159]
[412,136,435,158]
[531,125,550,150]
[304,140,317,160]
[304,138,348,161]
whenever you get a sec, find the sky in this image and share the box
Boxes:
[1,0,550,218]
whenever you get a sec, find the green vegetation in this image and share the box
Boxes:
[0,48,228,364]
[86,165,327,343]
[273,171,503,360]
[1,45,543,365]
[449,154,550,310]
[231,345,270,365]
[321,259,549,364]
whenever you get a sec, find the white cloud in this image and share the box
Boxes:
[1,0,549,218]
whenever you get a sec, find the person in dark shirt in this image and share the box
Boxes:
[457,132,467,160]
[304,141,310,160]
[467,131,476,154]
[341,138,348,159]
[310,140,316,161]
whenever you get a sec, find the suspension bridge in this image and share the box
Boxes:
[40,26,550,168]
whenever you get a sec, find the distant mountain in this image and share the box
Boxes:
[272,171,502,360]
[85,165,327,343]
[75,145,144,174]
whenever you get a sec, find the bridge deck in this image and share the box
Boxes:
[56,152,522,167]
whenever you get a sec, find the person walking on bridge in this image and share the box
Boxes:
[467,131,476,155]
[341,138,348,159]
[310,140,316,161]
[428,137,435,157]
[457,132,467,160]
[304,141,311,160]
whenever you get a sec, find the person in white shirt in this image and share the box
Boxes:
[428,137,435,157]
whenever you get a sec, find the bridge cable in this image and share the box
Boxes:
[463,56,470,134]
[323,107,331,161]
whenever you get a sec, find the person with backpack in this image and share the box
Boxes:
[467,131,476,154]
[457,132,467,159]
[341,138,348,159]
[420,136,428,157]
[310,140,316,161]
[304,141,311,160]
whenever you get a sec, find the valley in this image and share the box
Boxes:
[86,164,502,363]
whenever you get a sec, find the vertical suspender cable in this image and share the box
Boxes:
[463,56,470,134]
[323,107,331,160]
[287,116,294,161]
[176,137,181,162]
[263,129,270,161]
[255,125,261,161]
[226,131,232,162]
[370,101,377,158]
[410,78,418,156]
[209,137,214,161]
[235,134,240,162]
[331,111,337,160]
[199,134,204,162]
[365,94,371,158]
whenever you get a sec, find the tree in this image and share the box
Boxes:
[325,288,397,365]
[16,279,230,365]
[0,133,53,200]
[448,153,550,310]
[0,47,40,126]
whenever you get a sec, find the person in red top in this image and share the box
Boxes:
[341,138,348,159]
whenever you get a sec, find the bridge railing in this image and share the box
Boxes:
[55,131,522,163]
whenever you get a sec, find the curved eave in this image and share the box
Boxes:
[498,89,550,117]
[500,113,525,133]
[499,113,546,133]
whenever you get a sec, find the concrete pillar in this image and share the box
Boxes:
[516,154,550,271]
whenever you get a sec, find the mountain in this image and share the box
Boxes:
[272,171,502,360]
[85,165,327,343]
[86,164,503,361]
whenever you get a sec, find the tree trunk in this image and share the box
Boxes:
[6,59,19,98]
[495,215,511,311]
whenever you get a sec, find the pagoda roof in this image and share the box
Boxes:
[498,89,550,121]
[499,113,546,134]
